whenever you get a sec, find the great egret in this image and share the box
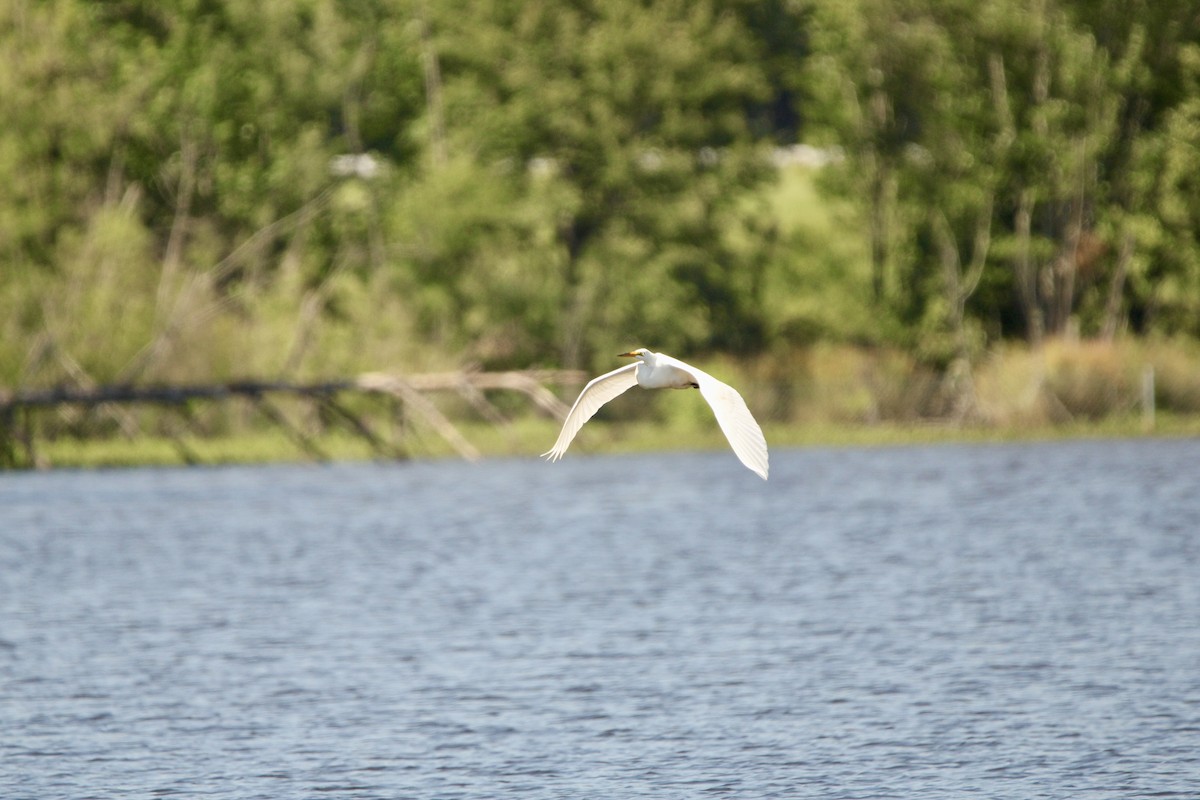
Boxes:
[542,348,769,479]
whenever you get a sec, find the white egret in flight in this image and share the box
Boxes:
[542,348,769,479]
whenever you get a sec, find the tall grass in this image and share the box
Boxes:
[752,337,1200,429]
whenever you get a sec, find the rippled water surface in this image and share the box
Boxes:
[3,439,1199,798]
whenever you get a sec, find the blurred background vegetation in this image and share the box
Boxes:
[3,0,1200,456]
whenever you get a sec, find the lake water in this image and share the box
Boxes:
[2,439,1198,798]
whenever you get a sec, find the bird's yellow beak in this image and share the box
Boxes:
[618,351,639,358]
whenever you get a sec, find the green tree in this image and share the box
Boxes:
[808,0,1200,359]
[0,0,160,382]
[1146,57,1200,336]
[425,0,796,368]
[1,0,429,386]
[1067,0,1200,338]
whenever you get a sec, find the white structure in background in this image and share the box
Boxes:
[329,153,382,180]
[771,144,844,168]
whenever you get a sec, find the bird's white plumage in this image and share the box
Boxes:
[541,363,639,463]
[692,366,770,480]
[541,349,769,479]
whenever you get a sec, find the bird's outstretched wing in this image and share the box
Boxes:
[542,364,640,462]
[689,367,769,480]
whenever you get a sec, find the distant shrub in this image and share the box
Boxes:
[1041,340,1134,420]
[1147,340,1200,413]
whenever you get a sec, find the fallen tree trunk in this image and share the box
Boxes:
[0,369,586,469]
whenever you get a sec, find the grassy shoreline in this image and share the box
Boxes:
[9,337,1200,470]
[22,413,1200,470]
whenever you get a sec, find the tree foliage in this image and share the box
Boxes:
[1,0,1198,394]
[810,0,1200,359]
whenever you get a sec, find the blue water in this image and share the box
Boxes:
[2,439,1199,798]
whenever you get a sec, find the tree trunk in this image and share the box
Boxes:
[1013,189,1044,346]
[418,6,447,169]
[1101,226,1134,340]
[932,195,992,421]
[868,157,891,304]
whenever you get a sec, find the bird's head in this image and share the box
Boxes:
[618,348,651,361]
